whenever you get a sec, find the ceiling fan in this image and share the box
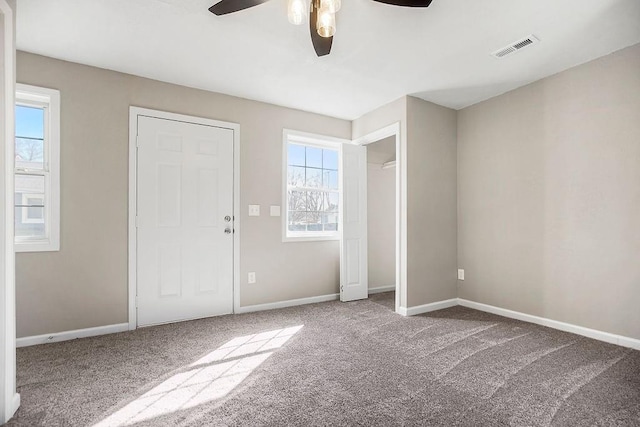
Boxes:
[208,0,433,57]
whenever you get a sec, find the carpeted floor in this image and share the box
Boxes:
[7,292,640,426]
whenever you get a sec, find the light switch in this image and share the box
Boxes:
[248,272,256,284]
[248,205,260,217]
[458,269,465,281]
[270,205,281,217]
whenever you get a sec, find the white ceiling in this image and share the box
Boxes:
[16,0,640,120]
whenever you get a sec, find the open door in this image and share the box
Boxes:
[340,143,368,301]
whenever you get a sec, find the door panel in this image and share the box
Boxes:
[340,143,368,302]
[137,115,234,326]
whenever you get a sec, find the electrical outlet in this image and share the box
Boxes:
[458,269,465,281]
[248,205,260,217]
[248,272,256,284]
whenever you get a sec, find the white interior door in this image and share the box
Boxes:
[340,143,368,301]
[136,115,234,326]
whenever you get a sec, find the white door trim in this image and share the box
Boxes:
[128,107,241,330]
[0,0,19,422]
[353,122,405,315]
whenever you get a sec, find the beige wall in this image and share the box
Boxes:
[353,96,458,308]
[457,44,640,340]
[16,42,640,340]
[406,97,458,307]
[16,52,350,338]
[367,162,395,289]
[352,97,407,141]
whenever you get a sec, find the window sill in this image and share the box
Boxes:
[15,240,60,253]
[283,234,340,243]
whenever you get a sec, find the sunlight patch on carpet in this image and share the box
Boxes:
[93,325,304,427]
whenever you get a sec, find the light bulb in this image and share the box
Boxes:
[316,5,335,38]
[288,0,306,25]
[321,0,341,13]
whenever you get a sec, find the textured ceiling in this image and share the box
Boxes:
[16,0,640,119]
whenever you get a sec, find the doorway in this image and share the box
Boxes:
[351,122,404,314]
[365,136,396,311]
[128,108,240,328]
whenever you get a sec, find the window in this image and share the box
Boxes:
[283,130,341,242]
[15,84,60,252]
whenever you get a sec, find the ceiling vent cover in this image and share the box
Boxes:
[491,35,540,59]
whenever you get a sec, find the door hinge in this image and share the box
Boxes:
[135,216,140,227]
[136,135,140,148]
[135,296,138,308]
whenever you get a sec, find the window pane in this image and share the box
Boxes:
[15,174,45,197]
[288,211,307,232]
[323,149,338,170]
[323,170,338,190]
[15,105,44,139]
[285,140,340,239]
[15,207,46,239]
[306,212,322,231]
[288,144,305,167]
[15,137,45,170]
[324,192,339,212]
[15,174,46,239]
[27,198,45,220]
[323,210,338,231]
[287,190,306,211]
[322,212,338,224]
[287,166,305,187]
[306,191,326,212]
[306,168,322,188]
[306,146,322,168]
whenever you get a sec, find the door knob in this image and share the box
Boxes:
[224,228,232,234]
[224,215,231,222]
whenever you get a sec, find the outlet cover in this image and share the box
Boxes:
[248,272,256,284]
[248,205,260,217]
[270,205,281,217]
[457,269,465,281]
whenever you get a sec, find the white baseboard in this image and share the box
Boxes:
[458,299,640,351]
[236,293,340,314]
[397,298,458,317]
[368,285,395,295]
[16,323,129,348]
[11,393,20,418]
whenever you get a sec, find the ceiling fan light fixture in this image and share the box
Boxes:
[316,5,336,38]
[321,0,341,13]
[287,0,306,25]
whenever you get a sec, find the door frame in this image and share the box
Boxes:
[127,107,241,330]
[353,122,405,314]
[1,0,19,422]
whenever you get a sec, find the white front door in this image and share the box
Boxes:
[340,143,368,301]
[136,115,234,326]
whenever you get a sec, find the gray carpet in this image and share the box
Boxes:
[7,292,640,426]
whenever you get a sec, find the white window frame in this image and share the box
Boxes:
[14,83,60,252]
[282,129,346,243]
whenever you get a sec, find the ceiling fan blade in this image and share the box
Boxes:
[371,0,432,7]
[309,0,333,57]
[209,0,270,15]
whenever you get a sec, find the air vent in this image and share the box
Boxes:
[491,35,540,59]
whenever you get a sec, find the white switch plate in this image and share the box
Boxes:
[248,272,256,284]
[248,205,260,217]
[270,205,281,217]
[458,269,465,281]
